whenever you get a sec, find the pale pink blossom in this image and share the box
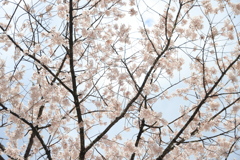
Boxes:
[129,8,137,16]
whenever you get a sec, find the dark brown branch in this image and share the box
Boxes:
[51,53,68,85]
[68,0,85,159]
[209,97,240,122]
[0,103,52,160]
[130,119,145,160]
[0,142,16,160]
[0,26,73,95]
[156,54,240,160]
[24,105,44,159]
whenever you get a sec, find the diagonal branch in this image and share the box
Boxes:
[0,103,52,160]
[156,54,240,160]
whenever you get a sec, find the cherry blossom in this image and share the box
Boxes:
[0,0,239,159]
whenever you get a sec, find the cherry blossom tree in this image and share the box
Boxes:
[0,0,240,159]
